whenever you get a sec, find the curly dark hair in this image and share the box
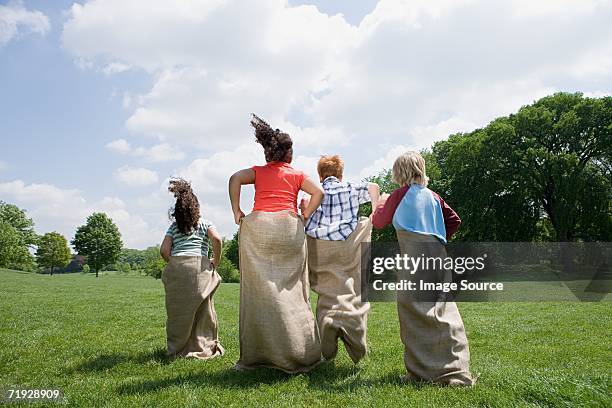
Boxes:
[251,114,293,163]
[168,178,200,235]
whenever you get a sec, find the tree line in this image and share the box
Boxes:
[1,92,610,277]
[0,201,241,281]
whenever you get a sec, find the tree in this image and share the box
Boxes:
[72,213,123,278]
[361,93,610,242]
[0,202,37,271]
[510,93,611,240]
[0,201,38,247]
[359,169,399,242]
[118,248,147,270]
[0,221,35,270]
[224,232,240,269]
[428,92,611,241]
[142,246,165,279]
[117,262,131,274]
[36,232,72,275]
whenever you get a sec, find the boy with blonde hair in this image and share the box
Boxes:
[373,150,475,386]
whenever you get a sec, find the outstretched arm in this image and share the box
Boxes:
[229,168,255,225]
[300,178,324,220]
[367,182,381,209]
[372,186,408,229]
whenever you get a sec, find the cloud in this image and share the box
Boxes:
[0,180,157,248]
[114,166,159,186]
[106,139,185,162]
[0,160,8,171]
[106,138,131,154]
[509,0,609,18]
[0,1,50,47]
[63,0,355,150]
[54,0,612,240]
[134,143,185,162]
[357,144,409,180]
[102,62,131,75]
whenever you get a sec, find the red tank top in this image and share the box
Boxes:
[252,161,306,213]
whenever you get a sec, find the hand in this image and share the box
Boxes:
[299,197,310,214]
[233,209,245,225]
[209,258,217,270]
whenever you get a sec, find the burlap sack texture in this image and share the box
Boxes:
[307,217,372,363]
[237,211,322,373]
[162,256,225,360]
[396,230,475,386]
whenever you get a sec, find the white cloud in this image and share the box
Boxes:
[0,1,50,47]
[102,62,131,75]
[509,0,609,18]
[410,117,479,149]
[51,0,612,239]
[134,143,185,162]
[0,180,158,248]
[114,166,159,186]
[583,90,612,98]
[106,138,131,154]
[0,160,8,171]
[357,144,409,180]
[63,0,612,164]
[106,139,185,162]
[63,0,355,150]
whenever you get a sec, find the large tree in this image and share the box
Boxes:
[0,202,37,270]
[430,92,611,241]
[0,222,34,270]
[72,213,123,277]
[0,201,38,247]
[36,232,72,275]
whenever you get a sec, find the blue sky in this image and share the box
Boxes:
[1,0,611,248]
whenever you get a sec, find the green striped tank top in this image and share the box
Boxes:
[165,219,213,257]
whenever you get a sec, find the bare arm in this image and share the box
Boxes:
[367,182,381,209]
[160,235,172,262]
[207,226,222,269]
[300,177,324,220]
[229,168,255,225]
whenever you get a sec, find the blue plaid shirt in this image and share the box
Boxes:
[305,176,370,240]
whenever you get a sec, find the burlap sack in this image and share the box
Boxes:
[396,230,475,386]
[237,211,322,373]
[162,256,225,360]
[307,217,372,363]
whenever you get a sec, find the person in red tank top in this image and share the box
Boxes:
[227,115,325,373]
[229,115,324,222]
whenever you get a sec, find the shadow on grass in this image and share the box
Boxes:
[116,359,427,395]
[67,348,170,373]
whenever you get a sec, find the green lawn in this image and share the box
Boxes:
[0,269,610,407]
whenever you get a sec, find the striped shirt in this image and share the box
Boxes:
[165,219,213,257]
[305,176,371,241]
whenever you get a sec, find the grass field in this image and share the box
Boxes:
[0,268,610,407]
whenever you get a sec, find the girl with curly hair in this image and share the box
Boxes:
[228,114,324,373]
[159,178,225,360]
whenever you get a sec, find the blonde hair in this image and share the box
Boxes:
[392,151,429,186]
[317,155,344,180]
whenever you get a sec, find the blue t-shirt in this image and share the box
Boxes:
[392,184,448,243]
[165,219,213,256]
